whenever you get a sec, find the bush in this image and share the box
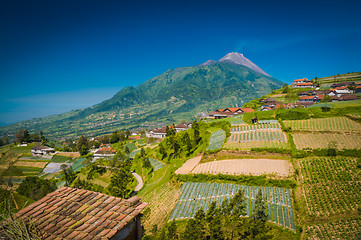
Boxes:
[176,173,296,189]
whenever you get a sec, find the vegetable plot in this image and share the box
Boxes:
[226,123,288,149]
[207,130,226,150]
[169,182,295,230]
[284,117,361,133]
[148,158,165,171]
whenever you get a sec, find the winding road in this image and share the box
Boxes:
[131,172,143,192]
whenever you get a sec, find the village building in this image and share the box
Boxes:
[146,126,167,139]
[331,81,355,88]
[298,94,324,103]
[356,85,361,93]
[93,146,116,160]
[146,122,192,139]
[330,86,353,94]
[31,145,55,157]
[15,187,148,240]
[208,107,254,119]
[291,78,316,88]
[336,94,359,101]
[174,123,192,132]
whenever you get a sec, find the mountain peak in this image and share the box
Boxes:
[199,52,271,77]
[218,52,270,77]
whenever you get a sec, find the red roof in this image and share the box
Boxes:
[95,147,116,154]
[15,187,148,240]
[240,108,254,113]
[224,107,242,112]
[294,78,308,82]
[296,82,314,86]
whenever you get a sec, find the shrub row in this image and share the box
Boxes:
[176,173,296,189]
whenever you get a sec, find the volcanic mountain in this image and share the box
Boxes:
[0,52,284,139]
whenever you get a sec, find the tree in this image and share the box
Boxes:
[107,168,133,198]
[40,131,47,143]
[76,135,89,155]
[124,146,130,154]
[167,221,178,240]
[110,131,120,143]
[166,125,176,137]
[16,176,56,201]
[181,132,192,154]
[192,120,201,144]
[327,140,337,156]
[322,94,332,103]
[14,129,25,143]
[253,190,267,222]
[61,165,76,186]
[22,130,31,143]
[31,133,40,142]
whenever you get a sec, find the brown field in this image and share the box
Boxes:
[292,133,361,149]
[191,158,291,177]
[175,155,202,174]
[56,152,80,157]
[14,160,48,168]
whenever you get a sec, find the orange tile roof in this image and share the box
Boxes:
[15,187,148,240]
[225,107,241,112]
[294,78,308,82]
[240,108,254,113]
[216,109,224,112]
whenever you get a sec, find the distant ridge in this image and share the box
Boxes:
[0,52,283,139]
[200,52,271,77]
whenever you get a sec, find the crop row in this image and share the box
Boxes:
[299,157,360,184]
[171,182,295,230]
[230,123,281,133]
[299,157,361,217]
[284,117,361,132]
[224,141,289,150]
[207,130,226,150]
[292,133,361,149]
[230,131,286,143]
[303,218,361,240]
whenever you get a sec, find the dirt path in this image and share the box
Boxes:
[131,172,144,192]
[175,155,202,174]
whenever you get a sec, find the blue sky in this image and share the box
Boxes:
[1,0,361,125]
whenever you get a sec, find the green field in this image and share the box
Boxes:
[124,142,138,151]
[169,182,295,230]
[284,117,361,133]
[50,154,72,163]
[299,157,361,218]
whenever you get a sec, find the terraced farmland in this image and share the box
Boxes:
[169,182,295,230]
[207,129,226,150]
[191,158,291,177]
[293,133,361,149]
[225,123,288,149]
[284,117,361,132]
[299,157,361,217]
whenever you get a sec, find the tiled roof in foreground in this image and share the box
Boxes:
[15,187,148,240]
